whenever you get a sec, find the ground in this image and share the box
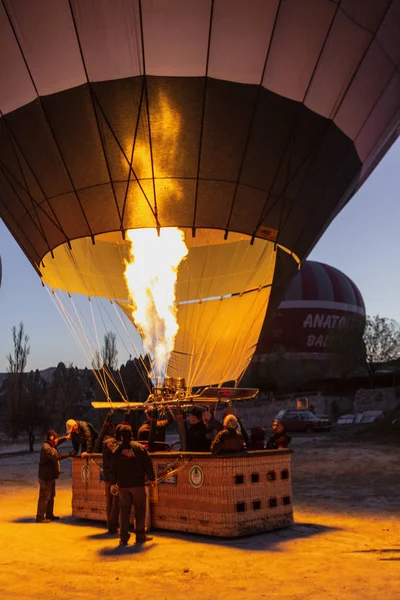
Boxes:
[0,435,399,600]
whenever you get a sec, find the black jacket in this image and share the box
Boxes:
[109,441,155,488]
[71,421,99,454]
[266,431,291,450]
[186,421,211,452]
[38,437,71,481]
[137,418,171,444]
[211,427,245,454]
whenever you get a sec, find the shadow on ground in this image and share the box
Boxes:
[98,542,155,556]
[149,521,338,551]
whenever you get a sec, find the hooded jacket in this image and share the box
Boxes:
[38,436,71,481]
[210,427,245,454]
[109,440,155,488]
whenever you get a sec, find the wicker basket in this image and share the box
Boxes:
[72,449,293,537]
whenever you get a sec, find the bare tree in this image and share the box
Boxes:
[364,315,400,387]
[6,322,30,438]
[102,331,118,371]
[91,332,118,372]
[22,370,47,452]
[50,362,84,429]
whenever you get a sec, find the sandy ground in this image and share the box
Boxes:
[0,435,399,600]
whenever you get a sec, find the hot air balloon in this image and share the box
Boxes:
[0,0,399,395]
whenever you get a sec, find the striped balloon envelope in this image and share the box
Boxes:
[0,1,398,388]
[256,260,366,359]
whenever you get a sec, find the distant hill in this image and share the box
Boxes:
[0,367,58,387]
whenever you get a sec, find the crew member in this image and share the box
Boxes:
[186,408,211,452]
[210,415,246,454]
[137,405,175,444]
[66,419,99,456]
[102,423,119,534]
[36,430,74,523]
[266,420,291,449]
[110,424,155,546]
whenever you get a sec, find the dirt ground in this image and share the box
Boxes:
[0,435,399,600]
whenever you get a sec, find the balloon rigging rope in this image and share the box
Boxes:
[45,287,109,397]
[85,234,152,392]
[96,296,152,392]
[88,299,109,394]
[112,302,153,392]
[87,299,128,402]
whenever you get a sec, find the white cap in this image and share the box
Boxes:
[66,419,77,434]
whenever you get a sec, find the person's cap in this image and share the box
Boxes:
[189,407,203,420]
[47,430,58,440]
[66,419,77,433]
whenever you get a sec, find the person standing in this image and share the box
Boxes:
[186,408,212,452]
[210,415,246,454]
[266,420,291,449]
[109,424,156,546]
[102,424,119,534]
[36,430,74,523]
[137,405,175,445]
[66,419,98,456]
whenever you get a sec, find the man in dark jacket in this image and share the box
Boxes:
[137,405,175,444]
[102,424,119,534]
[266,420,291,450]
[36,430,74,523]
[66,419,98,456]
[110,424,156,546]
[186,408,211,452]
[211,415,246,454]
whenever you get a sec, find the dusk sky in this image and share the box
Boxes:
[1,139,399,373]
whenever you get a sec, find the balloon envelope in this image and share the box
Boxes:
[0,0,399,385]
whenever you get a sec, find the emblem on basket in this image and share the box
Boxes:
[189,465,204,488]
[81,464,91,483]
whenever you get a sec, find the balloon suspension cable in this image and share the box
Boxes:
[51,288,128,403]
[46,288,109,397]
[88,296,130,403]
[112,302,153,392]
[87,297,109,396]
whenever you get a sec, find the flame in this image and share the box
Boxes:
[124,227,188,383]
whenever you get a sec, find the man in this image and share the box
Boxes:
[266,420,291,450]
[186,408,211,452]
[109,424,156,546]
[102,424,119,534]
[66,419,99,456]
[36,430,74,523]
[210,415,246,454]
[137,404,175,445]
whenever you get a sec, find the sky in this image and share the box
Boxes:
[0,139,399,373]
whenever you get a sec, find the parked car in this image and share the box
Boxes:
[275,409,331,433]
[337,410,384,425]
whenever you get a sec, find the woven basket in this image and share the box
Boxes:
[71,450,293,537]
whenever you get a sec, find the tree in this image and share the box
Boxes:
[6,322,30,438]
[92,331,119,372]
[102,331,118,371]
[46,362,85,429]
[326,316,366,392]
[22,370,47,452]
[363,315,400,387]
